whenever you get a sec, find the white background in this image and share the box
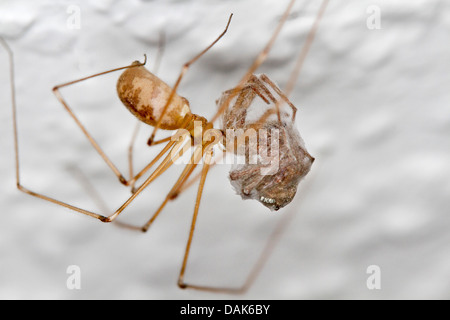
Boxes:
[0,0,449,299]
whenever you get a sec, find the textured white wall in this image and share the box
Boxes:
[0,0,449,299]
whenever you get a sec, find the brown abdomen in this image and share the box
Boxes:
[117,63,191,130]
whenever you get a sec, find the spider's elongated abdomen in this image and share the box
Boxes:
[117,62,191,130]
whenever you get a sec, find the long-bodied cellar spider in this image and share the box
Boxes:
[1,0,329,293]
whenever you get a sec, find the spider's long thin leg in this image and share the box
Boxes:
[114,139,202,232]
[141,126,223,231]
[176,147,251,294]
[14,138,182,222]
[65,132,191,231]
[272,0,329,120]
[178,150,319,294]
[0,37,185,222]
[0,38,19,186]
[128,121,141,187]
[220,86,257,129]
[128,126,174,193]
[1,37,103,220]
[221,74,276,106]
[210,0,297,124]
[141,142,205,232]
[127,116,192,194]
[100,136,187,222]
[127,136,179,193]
[177,148,223,291]
[220,75,281,131]
[259,74,297,121]
[220,74,286,130]
[52,56,147,186]
[147,14,233,146]
[173,149,226,198]
[284,0,329,97]
[217,0,329,130]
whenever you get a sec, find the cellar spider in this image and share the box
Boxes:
[1,0,329,293]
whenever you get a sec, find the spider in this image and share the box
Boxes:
[1,0,329,293]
